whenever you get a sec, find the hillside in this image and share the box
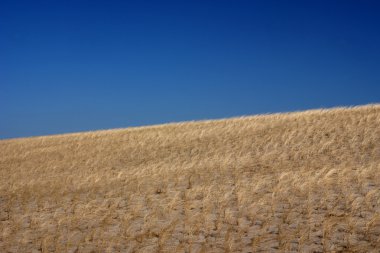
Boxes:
[1,105,380,252]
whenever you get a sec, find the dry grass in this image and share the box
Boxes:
[1,104,380,252]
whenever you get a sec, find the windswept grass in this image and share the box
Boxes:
[1,104,380,252]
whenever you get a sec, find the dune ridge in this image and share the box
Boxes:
[1,104,380,252]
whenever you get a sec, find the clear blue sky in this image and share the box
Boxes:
[1,1,380,139]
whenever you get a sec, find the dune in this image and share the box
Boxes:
[1,104,380,252]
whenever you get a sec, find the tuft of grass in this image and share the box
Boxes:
[1,104,380,252]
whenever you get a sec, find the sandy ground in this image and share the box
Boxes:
[1,104,380,252]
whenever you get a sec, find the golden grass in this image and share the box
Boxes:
[1,104,380,252]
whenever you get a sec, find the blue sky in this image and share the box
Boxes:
[1,1,380,139]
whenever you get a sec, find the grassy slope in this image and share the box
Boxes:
[1,104,380,252]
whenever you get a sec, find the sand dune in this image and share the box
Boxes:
[1,104,380,252]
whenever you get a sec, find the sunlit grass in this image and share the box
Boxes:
[1,104,379,252]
